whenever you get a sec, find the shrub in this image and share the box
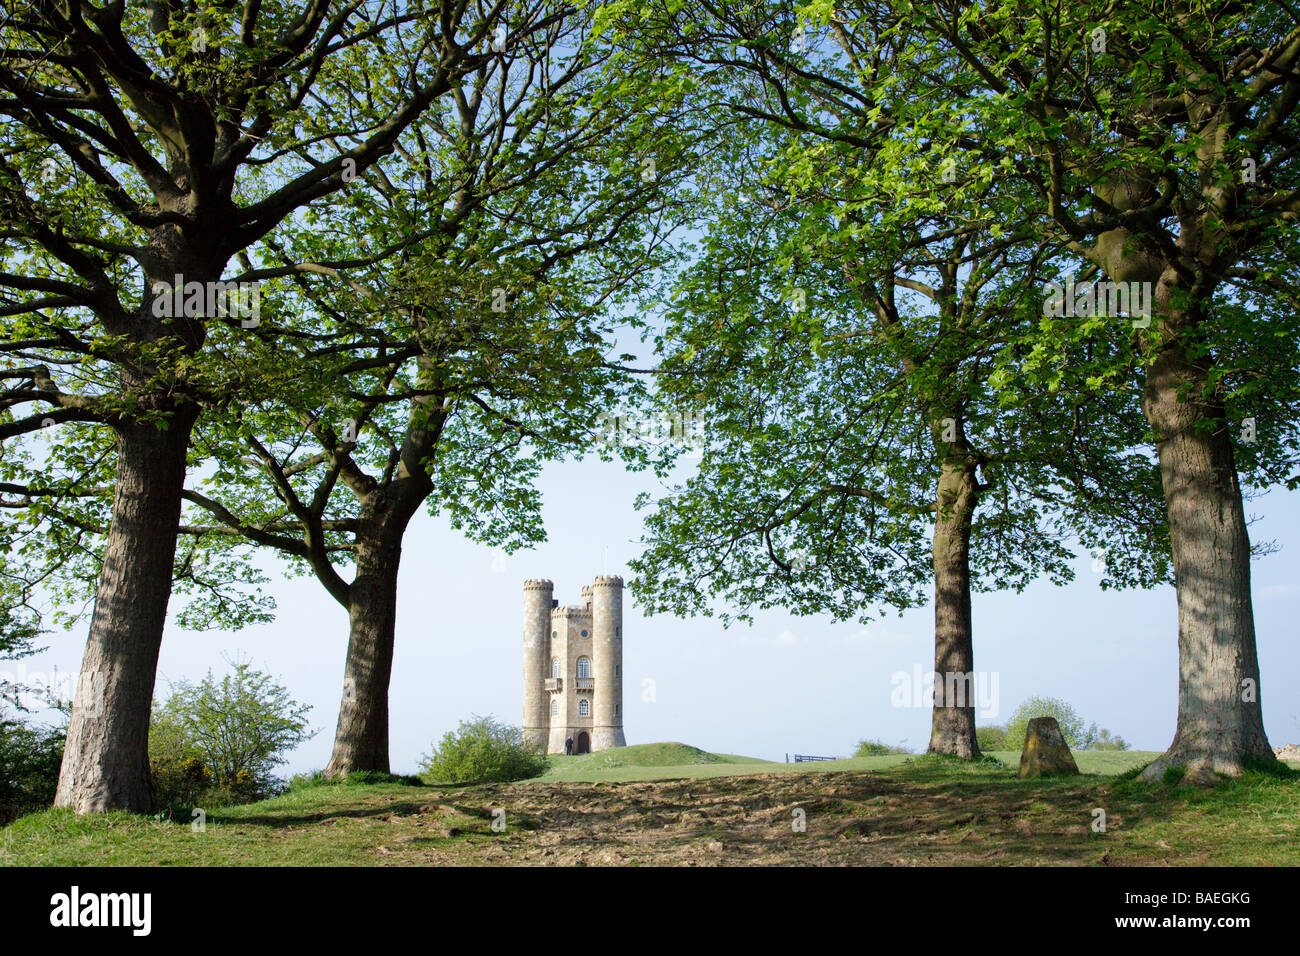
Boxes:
[975,725,1010,752]
[422,715,548,784]
[854,738,909,756]
[150,656,316,807]
[0,718,64,825]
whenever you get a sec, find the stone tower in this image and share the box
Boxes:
[522,576,626,754]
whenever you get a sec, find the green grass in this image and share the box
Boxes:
[0,782,511,866]
[4,746,1294,866]
[983,749,1160,775]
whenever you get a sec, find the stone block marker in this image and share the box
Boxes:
[1017,717,1080,778]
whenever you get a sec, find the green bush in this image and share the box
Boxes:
[997,702,1129,754]
[149,657,315,808]
[975,725,1010,752]
[150,752,213,811]
[422,715,548,784]
[0,718,64,825]
[854,738,909,756]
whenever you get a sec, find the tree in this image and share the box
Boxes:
[169,8,692,776]
[0,1,509,811]
[151,658,315,797]
[617,1,1167,758]
[894,0,1300,781]
[1084,727,1130,752]
[1004,697,1089,752]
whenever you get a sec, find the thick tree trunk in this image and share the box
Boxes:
[54,407,198,813]
[324,530,401,777]
[928,453,981,759]
[1140,337,1274,784]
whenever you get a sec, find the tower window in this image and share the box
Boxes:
[551,699,558,717]
[552,630,557,639]
[616,626,620,637]
[577,657,591,679]
[615,665,620,677]
[552,658,560,678]
[580,629,589,638]
[615,704,619,717]
[579,699,590,717]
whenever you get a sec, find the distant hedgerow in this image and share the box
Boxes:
[854,738,910,757]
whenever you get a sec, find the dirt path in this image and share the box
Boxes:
[361,766,1180,866]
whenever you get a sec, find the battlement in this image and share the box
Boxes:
[592,574,624,587]
[551,605,594,619]
[523,579,554,590]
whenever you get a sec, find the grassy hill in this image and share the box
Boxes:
[538,742,770,781]
[4,747,1295,866]
[535,742,1158,782]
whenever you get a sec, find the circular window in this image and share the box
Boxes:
[580,629,589,637]
[551,630,557,639]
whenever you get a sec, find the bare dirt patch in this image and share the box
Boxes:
[371,766,1147,866]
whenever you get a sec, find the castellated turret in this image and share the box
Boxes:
[590,575,627,750]
[521,579,554,749]
[523,576,625,755]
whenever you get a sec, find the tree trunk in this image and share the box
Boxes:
[928,451,981,759]
[324,535,400,777]
[1139,333,1274,784]
[324,490,427,778]
[54,407,198,813]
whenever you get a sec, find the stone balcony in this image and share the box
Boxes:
[545,678,561,692]
[574,677,594,691]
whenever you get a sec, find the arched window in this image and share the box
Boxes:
[551,699,558,717]
[551,658,560,678]
[579,699,590,717]
[577,657,591,678]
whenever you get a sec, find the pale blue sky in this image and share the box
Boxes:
[15,451,1300,775]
